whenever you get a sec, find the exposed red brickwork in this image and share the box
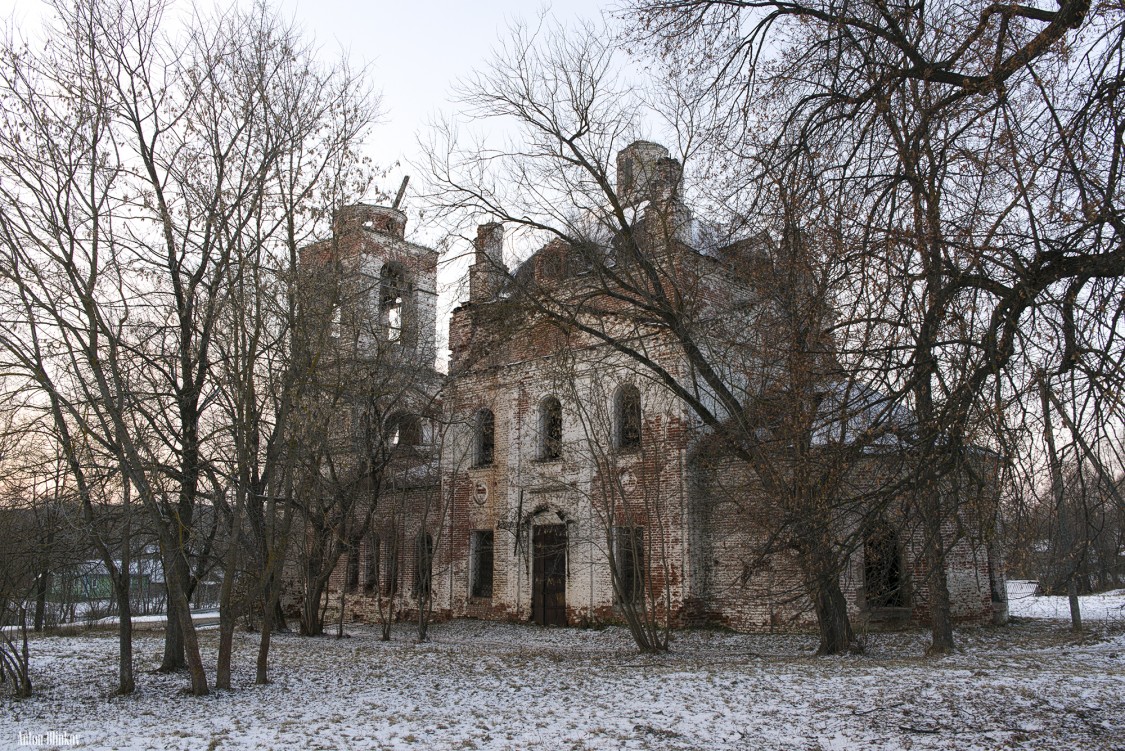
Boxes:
[301,153,1004,636]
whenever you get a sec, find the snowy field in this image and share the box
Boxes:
[2,588,1123,751]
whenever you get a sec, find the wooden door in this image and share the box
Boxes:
[532,524,567,626]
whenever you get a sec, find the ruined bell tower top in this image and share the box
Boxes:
[333,203,407,240]
[616,141,682,208]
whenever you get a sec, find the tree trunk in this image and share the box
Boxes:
[922,512,955,655]
[33,570,49,632]
[256,607,272,685]
[416,591,429,644]
[336,585,347,638]
[803,548,855,655]
[115,580,135,695]
[813,577,855,655]
[165,552,208,695]
[160,587,186,671]
[379,593,393,641]
[300,573,328,636]
[1067,578,1083,633]
[215,545,238,690]
[1040,374,1083,633]
[273,600,289,633]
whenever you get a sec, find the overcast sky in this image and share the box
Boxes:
[0,0,614,360]
[270,0,616,351]
[1,0,611,206]
[275,1,610,201]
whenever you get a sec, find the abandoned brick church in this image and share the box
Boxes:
[315,141,1008,634]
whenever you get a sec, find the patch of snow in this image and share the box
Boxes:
[2,615,1124,750]
[1007,580,1125,624]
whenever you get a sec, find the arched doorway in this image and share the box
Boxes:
[864,519,907,609]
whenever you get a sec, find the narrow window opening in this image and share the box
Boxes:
[345,535,361,593]
[615,385,642,450]
[413,532,434,599]
[364,536,380,594]
[379,264,409,343]
[474,409,495,467]
[388,413,423,447]
[613,526,644,604]
[539,396,562,460]
[470,530,495,599]
[383,536,399,597]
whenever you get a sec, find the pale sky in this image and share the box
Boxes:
[274,1,611,204]
[0,0,616,362]
[271,0,617,356]
[1,0,612,210]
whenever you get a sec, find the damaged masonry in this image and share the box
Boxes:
[293,141,1007,636]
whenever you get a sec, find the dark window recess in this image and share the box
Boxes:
[475,409,495,467]
[364,536,380,594]
[470,530,495,599]
[864,519,907,608]
[619,156,634,196]
[351,407,371,449]
[379,263,409,343]
[388,413,423,447]
[540,397,562,460]
[345,535,361,593]
[613,526,644,604]
[413,532,434,599]
[383,537,399,597]
[616,385,642,449]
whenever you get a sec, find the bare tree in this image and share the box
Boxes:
[425,18,908,654]
[0,0,377,694]
[289,208,444,640]
[549,351,676,652]
[625,0,1125,654]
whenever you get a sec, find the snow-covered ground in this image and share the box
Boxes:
[1007,580,1125,623]
[2,588,1123,750]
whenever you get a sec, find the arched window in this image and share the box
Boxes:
[539,396,562,460]
[474,408,495,467]
[379,263,409,342]
[614,385,642,450]
[387,412,423,447]
[864,519,907,608]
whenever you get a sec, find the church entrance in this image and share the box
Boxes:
[532,524,567,626]
[864,518,907,609]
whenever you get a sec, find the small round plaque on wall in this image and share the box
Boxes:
[620,469,637,493]
[473,481,489,505]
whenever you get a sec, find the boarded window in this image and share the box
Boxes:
[615,385,642,450]
[613,526,644,604]
[470,530,494,599]
[474,409,495,467]
[413,532,434,599]
[539,396,562,460]
[364,536,380,594]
